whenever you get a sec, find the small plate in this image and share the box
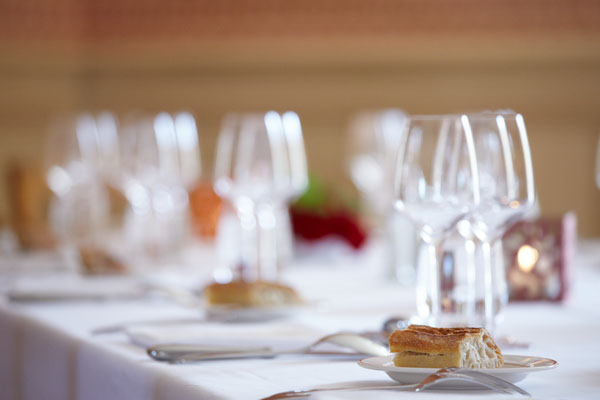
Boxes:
[205,304,306,323]
[358,355,558,389]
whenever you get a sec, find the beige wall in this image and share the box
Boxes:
[1,0,600,236]
[1,54,600,235]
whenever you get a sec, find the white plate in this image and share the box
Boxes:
[205,304,306,323]
[358,354,558,389]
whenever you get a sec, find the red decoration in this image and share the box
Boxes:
[290,208,367,250]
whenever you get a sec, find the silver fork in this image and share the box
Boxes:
[415,368,530,395]
[260,367,531,399]
[148,333,388,363]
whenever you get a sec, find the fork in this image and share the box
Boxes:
[148,333,388,363]
[260,367,531,399]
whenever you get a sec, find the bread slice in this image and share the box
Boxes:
[389,325,503,368]
[204,280,302,307]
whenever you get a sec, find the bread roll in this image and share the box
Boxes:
[204,280,302,307]
[389,325,503,368]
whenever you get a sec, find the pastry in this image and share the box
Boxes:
[389,325,504,368]
[204,280,302,307]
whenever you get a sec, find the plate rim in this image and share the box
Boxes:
[358,354,559,374]
[203,302,310,322]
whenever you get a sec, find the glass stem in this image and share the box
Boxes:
[480,239,495,332]
[490,237,508,325]
[235,205,258,282]
[464,237,477,320]
[255,203,279,282]
[427,240,444,326]
[384,216,397,281]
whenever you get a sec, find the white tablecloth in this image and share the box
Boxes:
[1,240,600,400]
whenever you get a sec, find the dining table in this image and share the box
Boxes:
[1,237,599,400]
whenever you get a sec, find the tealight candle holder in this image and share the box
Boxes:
[503,213,576,302]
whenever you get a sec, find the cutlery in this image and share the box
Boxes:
[415,367,530,395]
[147,332,389,363]
[9,283,198,307]
[260,367,531,399]
[7,291,147,303]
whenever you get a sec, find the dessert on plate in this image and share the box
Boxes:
[204,280,302,308]
[388,325,504,368]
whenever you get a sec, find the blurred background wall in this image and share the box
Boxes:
[1,0,600,235]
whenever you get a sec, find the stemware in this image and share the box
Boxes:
[394,115,480,326]
[116,111,200,268]
[274,111,308,268]
[463,111,536,330]
[214,111,307,282]
[347,109,416,283]
[171,111,202,189]
[348,109,407,214]
[44,112,118,247]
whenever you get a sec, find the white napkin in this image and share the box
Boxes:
[5,274,147,302]
[127,321,330,350]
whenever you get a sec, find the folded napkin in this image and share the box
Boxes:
[0,249,70,275]
[5,274,148,302]
[127,321,330,351]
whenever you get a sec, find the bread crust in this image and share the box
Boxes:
[389,325,504,368]
[390,325,483,354]
[204,280,302,307]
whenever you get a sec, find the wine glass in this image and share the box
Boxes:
[214,111,307,282]
[394,114,480,326]
[278,111,308,266]
[464,111,536,330]
[348,109,408,214]
[44,112,115,246]
[347,109,416,283]
[117,111,198,269]
[171,111,202,189]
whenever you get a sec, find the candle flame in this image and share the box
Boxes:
[517,244,539,273]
